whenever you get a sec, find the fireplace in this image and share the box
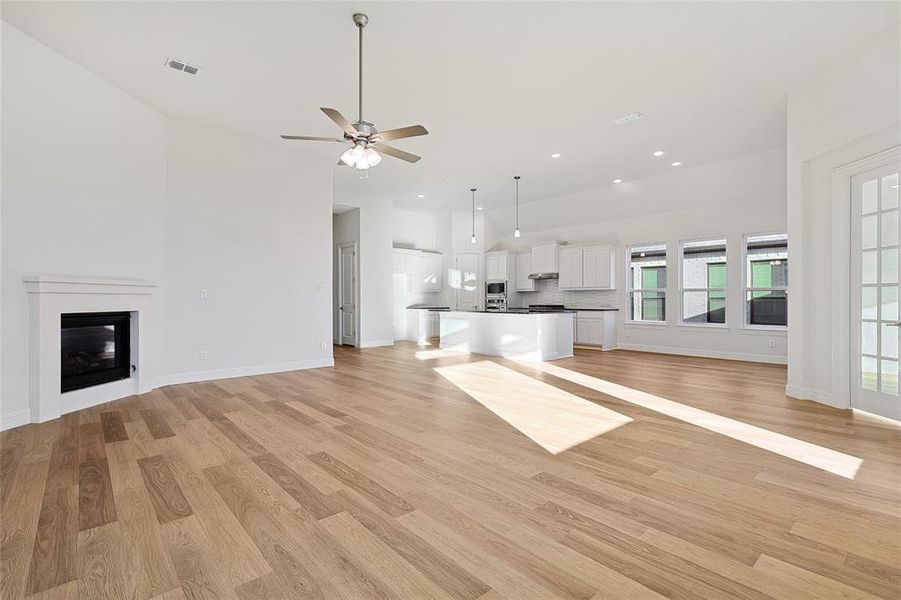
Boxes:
[60,312,132,393]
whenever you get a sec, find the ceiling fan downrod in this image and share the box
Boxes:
[353,13,368,125]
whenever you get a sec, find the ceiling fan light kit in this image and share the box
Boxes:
[280,13,428,171]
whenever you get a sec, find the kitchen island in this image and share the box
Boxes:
[437,310,574,361]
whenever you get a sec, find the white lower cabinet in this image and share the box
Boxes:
[573,311,618,349]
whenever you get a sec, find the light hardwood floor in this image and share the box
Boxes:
[2,343,899,599]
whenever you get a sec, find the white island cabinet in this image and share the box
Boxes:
[439,311,574,361]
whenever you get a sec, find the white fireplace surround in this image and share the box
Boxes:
[24,275,156,424]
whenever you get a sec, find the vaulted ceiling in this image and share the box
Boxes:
[3,1,897,212]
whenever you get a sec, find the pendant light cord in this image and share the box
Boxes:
[471,188,476,237]
[514,176,520,230]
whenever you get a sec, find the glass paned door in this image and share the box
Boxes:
[851,165,901,420]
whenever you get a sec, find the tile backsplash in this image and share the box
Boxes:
[513,278,620,309]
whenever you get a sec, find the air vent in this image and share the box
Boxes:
[166,57,200,75]
[613,112,643,125]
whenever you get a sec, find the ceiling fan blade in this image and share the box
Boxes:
[281,135,345,142]
[320,107,357,137]
[372,124,429,142]
[374,143,421,163]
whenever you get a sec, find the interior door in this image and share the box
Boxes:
[455,252,481,311]
[851,163,901,420]
[338,243,357,346]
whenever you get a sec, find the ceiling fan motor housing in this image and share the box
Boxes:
[351,121,377,138]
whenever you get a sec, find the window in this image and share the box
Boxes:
[629,244,667,322]
[681,238,727,325]
[745,233,788,327]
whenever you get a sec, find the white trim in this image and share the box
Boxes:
[623,320,668,327]
[677,323,729,332]
[832,145,901,412]
[358,339,395,349]
[617,342,786,365]
[785,384,840,408]
[0,410,31,432]
[152,358,333,388]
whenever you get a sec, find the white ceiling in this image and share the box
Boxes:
[3,1,897,213]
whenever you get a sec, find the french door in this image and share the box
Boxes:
[851,162,901,420]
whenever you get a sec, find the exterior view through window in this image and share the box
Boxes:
[681,239,727,324]
[629,244,667,321]
[745,233,788,326]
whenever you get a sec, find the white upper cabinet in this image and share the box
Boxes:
[559,247,583,289]
[393,249,442,293]
[530,242,559,274]
[423,254,443,292]
[558,244,615,290]
[515,252,535,291]
[485,251,508,281]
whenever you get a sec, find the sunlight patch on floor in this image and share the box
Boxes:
[416,348,470,360]
[434,360,633,454]
[526,361,863,479]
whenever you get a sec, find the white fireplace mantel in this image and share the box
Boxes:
[25,275,157,423]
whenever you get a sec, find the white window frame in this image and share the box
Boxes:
[742,232,788,331]
[679,237,728,328]
[626,242,668,325]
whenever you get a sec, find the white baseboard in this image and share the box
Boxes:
[152,358,334,389]
[784,383,843,408]
[0,409,31,432]
[616,342,787,365]
[359,339,395,349]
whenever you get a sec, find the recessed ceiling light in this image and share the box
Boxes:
[613,178,623,184]
[476,206,484,211]
[417,193,425,198]
[671,161,683,167]
[550,153,562,159]
[652,150,665,157]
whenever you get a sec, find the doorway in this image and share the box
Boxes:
[337,242,358,346]
[454,252,481,311]
[850,161,901,420]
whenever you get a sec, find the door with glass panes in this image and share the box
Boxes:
[851,163,901,420]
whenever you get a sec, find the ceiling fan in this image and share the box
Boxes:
[280,13,428,170]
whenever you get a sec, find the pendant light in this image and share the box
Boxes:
[513,175,521,238]
[470,188,478,244]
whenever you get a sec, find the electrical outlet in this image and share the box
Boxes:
[200,350,209,360]
[320,341,328,351]
[199,288,209,299]
[768,337,777,349]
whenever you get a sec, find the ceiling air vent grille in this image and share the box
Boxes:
[166,58,200,75]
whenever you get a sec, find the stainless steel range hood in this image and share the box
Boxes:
[528,272,559,280]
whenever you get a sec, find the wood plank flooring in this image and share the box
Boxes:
[2,343,899,599]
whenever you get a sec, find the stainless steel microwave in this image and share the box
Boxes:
[486,281,507,296]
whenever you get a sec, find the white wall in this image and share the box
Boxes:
[484,148,788,363]
[786,24,901,405]
[162,119,335,384]
[393,208,437,251]
[1,23,167,427]
[333,209,361,343]
[1,23,338,427]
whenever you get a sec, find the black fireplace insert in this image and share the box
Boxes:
[60,312,131,393]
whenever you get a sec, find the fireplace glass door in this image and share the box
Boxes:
[60,312,131,392]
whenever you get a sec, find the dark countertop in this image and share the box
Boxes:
[406,304,450,309]
[564,307,619,311]
[429,309,575,314]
